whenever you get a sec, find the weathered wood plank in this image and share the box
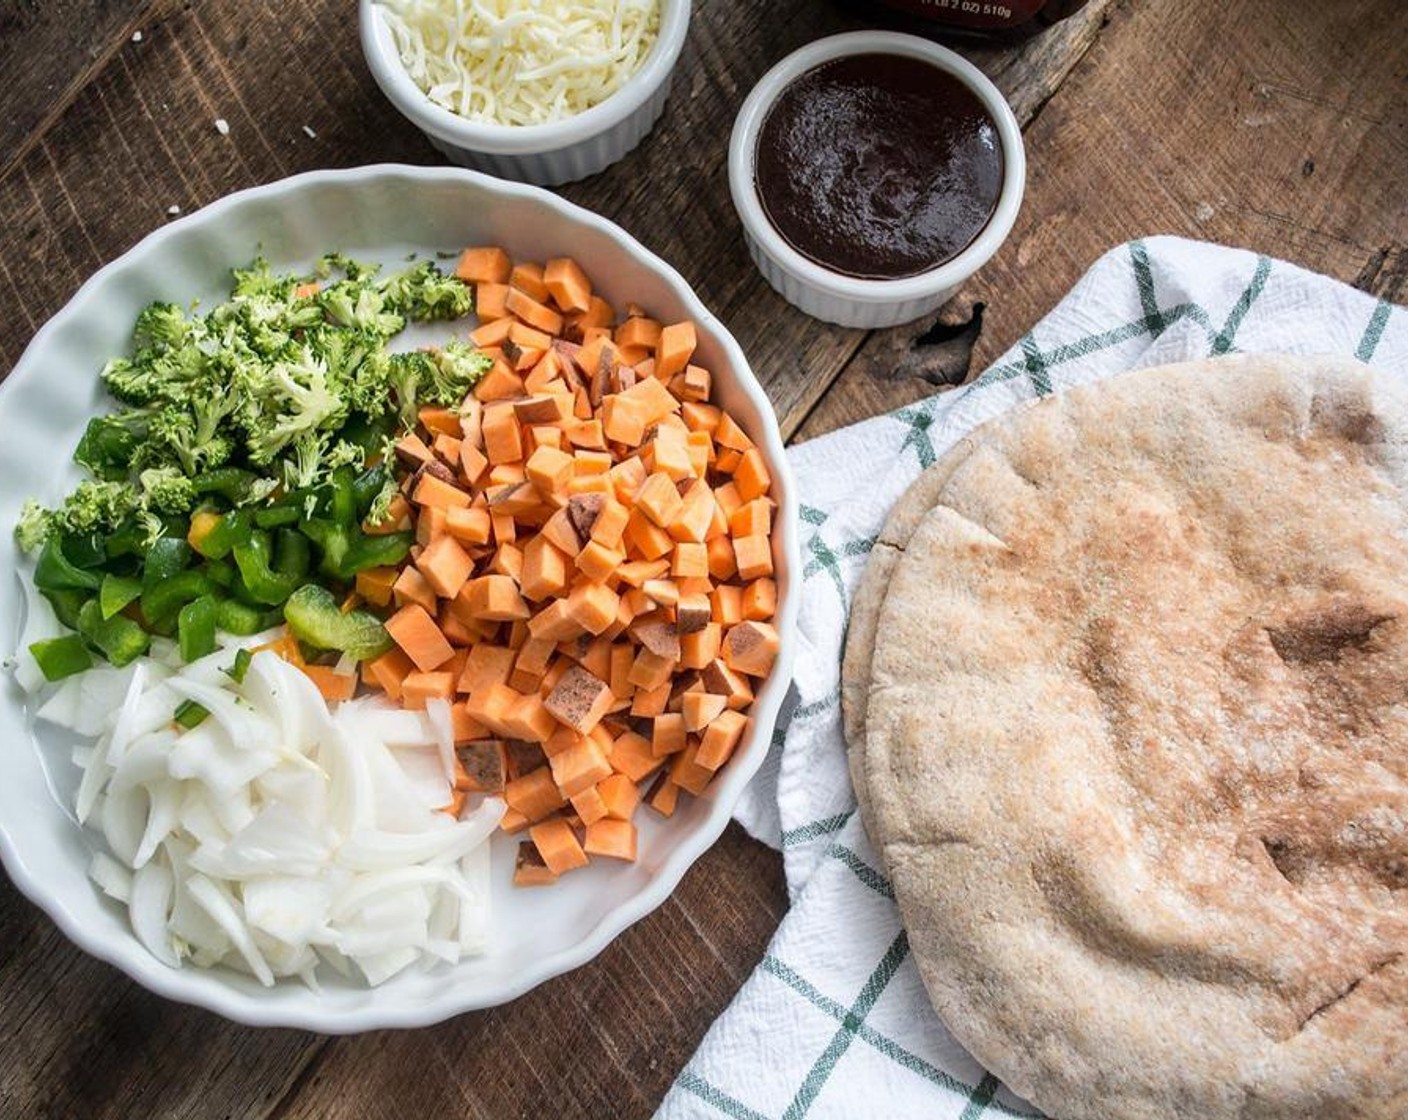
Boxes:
[0,0,170,183]
[796,0,1408,441]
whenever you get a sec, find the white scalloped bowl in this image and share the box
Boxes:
[0,165,799,1031]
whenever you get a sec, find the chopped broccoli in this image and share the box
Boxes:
[17,253,488,551]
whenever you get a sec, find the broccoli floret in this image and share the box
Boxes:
[147,404,234,475]
[54,480,139,536]
[242,347,348,464]
[364,471,400,528]
[15,500,55,552]
[429,341,491,404]
[138,467,197,515]
[386,350,437,427]
[314,253,381,282]
[132,302,190,351]
[281,430,331,491]
[320,284,404,338]
[383,261,473,321]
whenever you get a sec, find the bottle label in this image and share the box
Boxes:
[872,0,1061,28]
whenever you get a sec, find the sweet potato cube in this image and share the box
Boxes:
[525,445,574,493]
[655,321,697,379]
[451,703,490,743]
[544,257,592,313]
[601,395,648,446]
[401,670,455,711]
[711,584,744,627]
[609,455,648,504]
[670,742,716,795]
[589,497,631,549]
[566,581,620,635]
[722,620,780,678]
[355,565,398,609]
[576,540,625,583]
[482,405,524,465]
[682,690,729,733]
[583,818,637,861]
[456,739,507,793]
[548,733,613,798]
[714,412,754,452]
[729,499,773,539]
[647,774,681,817]
[513,843,558,887]
[631,681,671,717]
[385,604,454,672]
[702,658,754,710]
[508,260,549,301]
[528,599,586,642]
[734,448,772,501]
[458,574,530,622]
[521,535,572,601]
[416,534,474,599]
[544,664,615,734]
[529,817,588,875]
[628,647,677,692]
[475,281,510,321]
[652,712,688,757]
[696,709,749,770]
[501,692,557,743]
[707,535,737,582]
[456,643,515,694]
[445,505,491,546]
[570,784,609,826]
[597,772,640,820]
[680,622,723,670]
[635,473,684,529]
[620,375,681,428]
[413,472,471,511]
[456,246,511,284]
[365,647,414,700]
[733,533,774,581]
[608,730,664,783]
[671,541,709,579]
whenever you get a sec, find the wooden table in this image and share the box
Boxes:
[2,1,1403,1116]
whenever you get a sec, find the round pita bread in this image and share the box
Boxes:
[860,354,1408,1119]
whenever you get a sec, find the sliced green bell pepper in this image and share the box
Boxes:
[178,595,218,662]
[34,538,102,592]
[231,531,302,605]
[283,584,392,661]
[77,599,150,667]
[99,573,143,620]
[29,635,94,681]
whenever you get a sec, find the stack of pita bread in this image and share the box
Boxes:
[842,354,1408,1119]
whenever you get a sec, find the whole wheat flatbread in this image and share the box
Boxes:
[860,354,1408,1120]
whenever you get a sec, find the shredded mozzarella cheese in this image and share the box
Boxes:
[379,0,661,127]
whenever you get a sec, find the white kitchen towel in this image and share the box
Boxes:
[658,236,1408,1120]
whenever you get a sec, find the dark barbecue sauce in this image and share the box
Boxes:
[754,54,1004,281]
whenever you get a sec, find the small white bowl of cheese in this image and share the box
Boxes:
[360,0,691,186]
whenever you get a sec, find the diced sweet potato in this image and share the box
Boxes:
[733,533,774,581]
[608,731,664,783]
[544,664,615,734]
[696,709,749,770]
[457,574,530,622]
[722,620,780,678]
[583,818,637,861]
[681,690,728,733]
[513,842,558,887]
[401,670,455,711]
[544,257,592,313]
[655,321,697,379]
[597,772,640,820]
[385,604,454,672]
[548,733,613,798]
[416,534,474,599]
[570,784,609,826]
[652,712,688,757]
[530,817,588,875]
[505,765,568,823]
[457,739,507,793]
[456,246,511,284]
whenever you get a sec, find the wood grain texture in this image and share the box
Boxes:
[796,0,1408,440]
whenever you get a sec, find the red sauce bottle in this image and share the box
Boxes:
[861,0,1090,37]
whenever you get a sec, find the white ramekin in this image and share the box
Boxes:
[359,0,691,186]
[729,32,1026,329]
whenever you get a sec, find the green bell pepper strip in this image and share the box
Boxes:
[34,538,103,592]
[140,569,216,626]
[329,465,359,528]
[253,504,301,529]
[173,699,209,729]
[104,520,148,560]
[226,647,253,684]
[29,635,94,681]
[142,537,191,588]
[99,573,143,620]
[191,468,258,505]
[231,531,302,605]
[61,532,109,570]
[203,557,236,589]
[353,464,392,519]
[282,584,392,661]
[215,599,266,636]
[272,527,311,580]
[342,529,412,575]
[192,509,254,561]
[178,595,219,663]
[77,599,150,667]
[43,588,91,630]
